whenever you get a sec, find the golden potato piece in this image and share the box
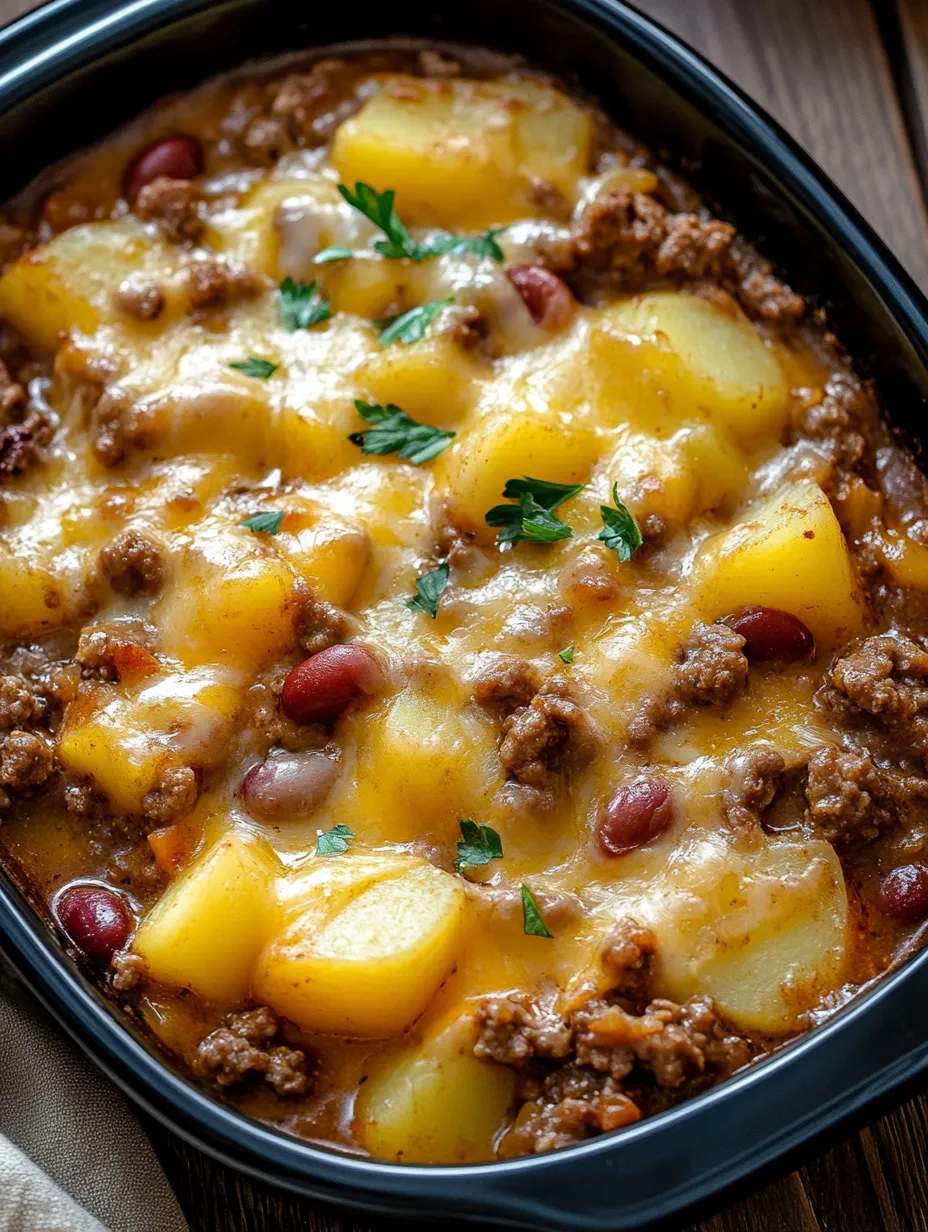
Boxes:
[254,863,465,1037]
[57,668,242,814]
[357,1022,515,1162]
[435,407,599,542]
[593,292,789,444]
[133,830,280,1004]
[0,542,68,639]
[332,76,592,228]
[0,218,183,351]
[694,480,865,646]
[641,833,848,1033]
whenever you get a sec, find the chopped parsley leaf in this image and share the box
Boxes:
[521,884,553,938]
[240,511,285,535]
[337,182,507,264]
[485,475,585,546]
[454,819,504,875]
[316,823,354,856]
[313,245,354,264]
[229,357,278,379]
[407,561,449,619]
[349,400,454,465]
[558,645,575,664]
[598,483,644,562]
[377,297,455,346]
[279,276,330,330]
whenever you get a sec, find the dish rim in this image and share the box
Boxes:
[1,0,928,1228]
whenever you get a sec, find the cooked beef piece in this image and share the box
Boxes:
[629,622,749,747]
[192,1006,311,1096]
[804,745,928,844]
[721,237,805,322]
[0,676,45,731]
[0,730,54,801]
[794,374,868,471]
[722,749,786,830]
[479,918,753,1156]
[296,595,355,655]
[185,259,266,309]
[141,765,198,825]
[112,281,165,321]
[472,657,543,714]
[110,949,145,992]
[98,530,165,597]
[76,623,156,682]
[134,176,204,242]
[0,408,54,479]
[823,633,928,764]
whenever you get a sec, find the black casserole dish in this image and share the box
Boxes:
[1,0,926,1227]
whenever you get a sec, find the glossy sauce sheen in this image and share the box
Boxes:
[0,46,925,1165]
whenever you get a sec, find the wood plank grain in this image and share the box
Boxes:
[892,0,928,193]
[636,0,928,288]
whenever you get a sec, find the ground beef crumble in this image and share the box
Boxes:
[475,919,753,1155]
[184,258,266,309]
[141,764,198,825]
[192,1006,311,1096]
[473,658,597,805]
[722,748,786,830]
[134,176,204,243]
[629,621,749,747]
[98,530,165,597]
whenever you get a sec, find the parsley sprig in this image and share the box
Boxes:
[229,357,278,379]
[377,297,454,346]
[337,182,507,264]
[408,561,449,619]
[349,400,454,465]
[485,476,585,546]
[279,276,330,330]
[316,823,354,856]
[240,511,285,534]
[558,646,574,664]
[599,484,643,561]
[454,819,504,875]
[521,884,553,938]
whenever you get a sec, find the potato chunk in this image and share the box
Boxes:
[357,1022,515,1162]
[435,407,599,542]
[354,331,486,429]
[57,667,242,814]
[0,543,68,639]
[133,830,280,1004]
[637,833,848,1032]
[593,292,789,444]
[694,480,865,646]
[156,523,298,671]
[254,862,465,1037]
[353,684,502,843]
[0,218,183,351]
[332,76,592,228]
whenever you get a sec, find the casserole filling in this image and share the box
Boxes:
[0,44,925,1162]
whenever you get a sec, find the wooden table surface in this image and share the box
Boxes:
[3,0,928,1228]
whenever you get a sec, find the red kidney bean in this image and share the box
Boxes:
[598,777,674,856]
[124,135,203,199]
[878,864,928,923]
[508,265,576,331]
[280,644,385,724]
[55,884,133,965]
[724,606,814,662]
[242,750,339,821]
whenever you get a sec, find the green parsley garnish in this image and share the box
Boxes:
[240,511,285,535]
[337,182,506,264]
[349,400,454,465]
[313,245,354,264]
[521,884,553,938]
[599,483,644,562]
[377,297,455,346]
[485,476,585,546]
[338,182,424,261]
[229,357,278,379]
[316,823,354,856]
[454,819,504,875]
[407,561,449,619]
[558,646,575,664]
[279,276,330,330]
[425,227,508,263]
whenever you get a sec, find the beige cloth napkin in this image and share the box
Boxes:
[0,957,188,1232]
